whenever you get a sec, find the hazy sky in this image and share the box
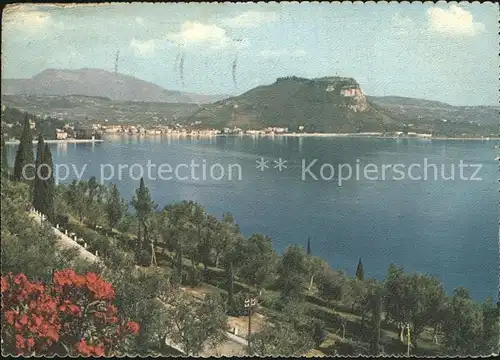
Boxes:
[2,2,498,106]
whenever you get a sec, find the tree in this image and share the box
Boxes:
[222,233,246,312]
[306,237,311,255]
[197,215,219,272]
[13,114,35,182]
[356,258,364,281]
[32,134,45,215]
[32,137,54,222]
[164,292,228,355]
[1,133,9,177]
[384,263,405,324]
[106,183,125,229]
[238,234,278,291]
[305,255,323,291]
[480,297,499,354]
[250,321,313,356]
[65,180,87,222]
[369,285,383,354]
[213,212,238,268]
[42,143,55,223]
[277,245,308,301]
[130,178,156,257]
[384,265,446,347]
[441,287,484,355]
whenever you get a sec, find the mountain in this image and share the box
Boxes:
[0,94,201,124]
[368,96,499,126]
[187,76,497,136]
[1,68,227,104]
[188,76,397,132]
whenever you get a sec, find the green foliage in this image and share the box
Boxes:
[189,76,392,133]
[225,291,248,317]
[106,183,126,229]
[65,180,87,221]
[250,319,313,356]
[480,297,499,354]
[164,292,228,355]
[13,114,34,182]
[237,233,278,290]
[1,133,9,177]
[131,178,157,255]
[32,136,55,222]
[356,258,364,281]
[1,177,78,282]
[384,264,446,345]
[277,245,308,301]
[2,106,66,140]
[369,285,383,354]
[441,287,484,355]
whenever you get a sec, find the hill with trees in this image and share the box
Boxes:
[188,76,397,132]
[187,76,498,137]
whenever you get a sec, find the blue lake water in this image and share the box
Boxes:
[7,136,498,300]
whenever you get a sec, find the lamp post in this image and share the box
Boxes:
[244,296,257,355]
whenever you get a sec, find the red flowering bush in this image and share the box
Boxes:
[1,270,140,356]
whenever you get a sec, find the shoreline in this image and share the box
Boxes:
[101,133,498,141]
[5,139,104,145]
[220,133,498,141]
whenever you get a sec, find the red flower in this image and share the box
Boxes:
[125,321,140,335]
[4,310,18,325]
[76,339,92,356]
[13,273,27,285]
[92,345,105,356]
[85,273,115,300]
[19,314,29,326]
[16,334,25,349]
[2,270,135,356]
[25,337,35,350]
[69,304,82,317]
[1,276,9,292]
[73,274,87,287]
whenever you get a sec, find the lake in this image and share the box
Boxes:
[7,135,498,301]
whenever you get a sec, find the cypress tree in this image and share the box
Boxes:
[131,177,155,255]
[33,134,45,214]
[13,114,34,181]
[42,143,55,223]
[306,237,311,255]
[1,134,9,177]
[32,137,55,223]
[356,258,364,281]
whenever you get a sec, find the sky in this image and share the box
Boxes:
[2,2,499,106]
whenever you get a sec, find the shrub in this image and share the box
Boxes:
[136,250,151,267]
[226,292,248,316]
[1,270,140,356]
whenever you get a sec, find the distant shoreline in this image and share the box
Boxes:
[43,133,496,142]
[5,139,104,145]
[218,133,498,141]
